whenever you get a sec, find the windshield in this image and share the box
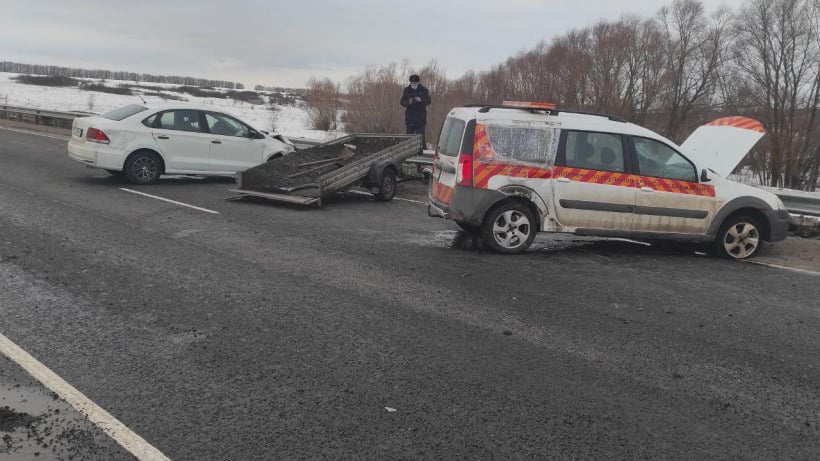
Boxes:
[100,105,148,121]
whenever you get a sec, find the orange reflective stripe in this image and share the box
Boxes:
[432,180,454,204]
[502,101,557,110]
[473,124,494,161]
[706,116,765,133]
[552,166,716,197]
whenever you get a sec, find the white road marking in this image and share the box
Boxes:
[0,333,171,461]
[746,260,820,276]
[0,125,69,141]
[347,189,426,205]
[120,188,219,214]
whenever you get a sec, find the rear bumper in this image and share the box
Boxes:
[766,208,791,242]
[428,186,508,227]
[67,139,124,170]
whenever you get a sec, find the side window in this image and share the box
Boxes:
[157,110,203,133]
[205,112,249,138]
[562,131,626,173]
[142,113,158,128]
[634,137,697,182]
[437,117,466,157]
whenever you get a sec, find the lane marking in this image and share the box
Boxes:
[0,125,69,141]
[347,189,426,205]
[120,188,220,214]
[0,333,171,461]
[746,260,820,276]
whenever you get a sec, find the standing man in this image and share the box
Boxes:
[400,74,431,151]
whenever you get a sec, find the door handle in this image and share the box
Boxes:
[157,135,169,140]
[211,140,222,144]
[557,177,571,183]
[640,186,654,192]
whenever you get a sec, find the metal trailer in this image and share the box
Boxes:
[228,133,422,207]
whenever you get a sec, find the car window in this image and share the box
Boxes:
[634,137,697,182]
[157,110,203,133]
[205,112,250,138]
[480,123,558,166]
[562,131,626,172]
[437,117,466,157]
[100,104,148,121]
[142,113,158,128]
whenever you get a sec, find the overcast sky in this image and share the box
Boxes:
[1,0,748,89]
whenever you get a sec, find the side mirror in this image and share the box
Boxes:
[701,168,711,182]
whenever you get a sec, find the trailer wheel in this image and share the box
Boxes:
[374,168,397,201]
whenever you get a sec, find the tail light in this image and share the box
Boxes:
[456,153,473,187]
[86,127,110,144]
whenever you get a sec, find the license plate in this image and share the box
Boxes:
[73,127,83,137]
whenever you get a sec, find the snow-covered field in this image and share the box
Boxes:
[0,72,342,142]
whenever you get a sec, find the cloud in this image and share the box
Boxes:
[0,0,750,88]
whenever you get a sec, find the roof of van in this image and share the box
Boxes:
[448,106,679,148]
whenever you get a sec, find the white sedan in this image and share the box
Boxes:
[67,103,295,184]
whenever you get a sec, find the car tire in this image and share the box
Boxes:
[482,201,537,254]
[374,168,397,201]
[124,150,163,185]
[713,214,763,260]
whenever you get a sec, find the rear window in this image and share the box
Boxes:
[100,105,148,121]
[437,117,466,157]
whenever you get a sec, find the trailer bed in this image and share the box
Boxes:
[230,134,422,206]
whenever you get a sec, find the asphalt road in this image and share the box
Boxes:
[1,127,819,460]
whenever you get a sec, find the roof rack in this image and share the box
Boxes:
[465,104,627,123]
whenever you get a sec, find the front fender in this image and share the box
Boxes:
[707,196,774,239]
[365,161,395,187]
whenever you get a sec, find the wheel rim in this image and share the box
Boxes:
[492,210,531,249]
[382,175,395,196]
[723,221,760,259]
[132,156,158,182]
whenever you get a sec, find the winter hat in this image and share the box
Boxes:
[409,74,420,83]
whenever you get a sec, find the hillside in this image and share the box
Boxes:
[0,72,339,142]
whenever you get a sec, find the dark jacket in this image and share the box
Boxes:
[400,84,431,125]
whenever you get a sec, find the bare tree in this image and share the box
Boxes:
[305,77,340,131]
[733,0,820,188]
[656,0,730,141]
[341,63,405,134]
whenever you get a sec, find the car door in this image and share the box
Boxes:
[148,109,212,171]
[552,130,636,230]
[629,136,718,235]
[204,112,264,172]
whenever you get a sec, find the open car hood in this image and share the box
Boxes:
[679,116,766,177]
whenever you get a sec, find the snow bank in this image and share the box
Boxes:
[0,72,344,142]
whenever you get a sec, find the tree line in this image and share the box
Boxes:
[0,61,244,90]
[309,0,820,190]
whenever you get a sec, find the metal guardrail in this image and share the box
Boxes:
[759,187,820,217]
[0,105,91,128]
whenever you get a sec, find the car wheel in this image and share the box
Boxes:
[124,151,162,185]
[713,215,762,260]
[374,168,396,201]
[482,201,537,254]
